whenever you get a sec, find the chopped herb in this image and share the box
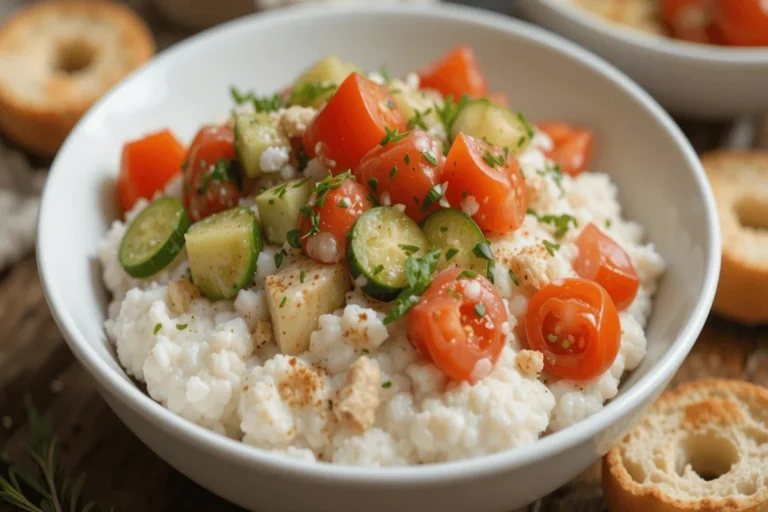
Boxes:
[528,211,578,238]
[229,86,283,113]
[399,244,420,255]
[275,249,287,268]
[406,108,432,131]
[380,126,410,146]
[420,183,443,211]
[508,269,519,287]
[280,296,287,308]
[404,153,411,165]
[361,348,370,354]
[296,146,309,172]
[413,195,419,204]
[272,182,290,199]
[538,162,564,194]
[153,323,162,334]
[386,99,395,110]
[368,178,378,193]
[312,170,352,208]
[181,160,189,173]
[384,249,442,324]
[290,82,336,105]
[503,146,510,158]
[287,229,302,249]
[382,381,392,389]
[176,323,188,331]
[547,334,558,343]
[367,194,380,207]
[379,65,391,82]
[300,270,307,283]
[543,240,560,256]
[472,241,494,262]
[182,182,192,194]
[268,199,275,205]
[482,149,505,168]
[422,150,438,166]
[448,288,462,300]
[461,191,468,198]
[338,198,349,208]
[293,176,311,189]
[517,111,535,139]
[390,166,398,179]
[373,264,384,275]
[300,204,320,238]
[474,303,486,318]
[197,159,242,194]
[439,226,448,233]
[458,270,478,279]
[445,248,459,261]
[436,93,470,139]
[605,218,612,228]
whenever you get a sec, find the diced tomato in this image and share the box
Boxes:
[117,129,186,214]
[407,268,507,383]
[525,278,620,381]
[299,175,373,263]
[443,133,527,234]
[537,122,594,177]
[418,46,489,99]
[712,0,768,46]
[303,73,403,174]
[573,223,639,311]
[181,126,240,222]
[355,130,445,222]
[662,0,714,43]
[487,92,509,108]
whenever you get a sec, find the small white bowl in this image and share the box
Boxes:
[38,4,719,512]
[519,0,768,119]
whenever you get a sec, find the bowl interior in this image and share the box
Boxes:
[38,4,718,478]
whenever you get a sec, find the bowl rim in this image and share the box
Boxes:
[529,0,768,63]
[37,2,720,485]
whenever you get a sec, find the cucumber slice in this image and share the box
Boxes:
[390,80,440,127]
[347,206,429,301]
[452,100,534,156]
[185,207,263,300]
[234,113,290,178]
[421,208,489,274]
[292,55,359,108]
[119,197,190,278]
[255,178,313,245]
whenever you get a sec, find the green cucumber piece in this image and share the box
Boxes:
[347,206,429,301]
[452,100,534,156]
[421,208,488,274]
[255,178,313,245]
[234,113,290,178]
[292,55,359,108]
[119,197,190,278]
[185,207,263,300]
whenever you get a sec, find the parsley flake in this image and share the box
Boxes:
[448,288,462,300]
[280,296,287,308]
[367,178,378,193]
[399,244,420,255]
[547,334,558,343]
[154,323,162,334]
[543,240,560,256]
[373,264,384,275]
[382,381,392,389]
[287,229,302,249]
[380,126,410,146]
[508,269,519,287]
[300,270,307,283]
[445,248,459,261]
[383,249,441,324]
[422,150,438,166]
[275,249,287,268]
[458,270,478,279]
[176,324,188,331]
[436,93,470,139]
[404,153,411,165]
[420,183,443,211]
[474,303,486,318]
[290,82,337,105]
[338,198,349,208]
[390,166,398,179]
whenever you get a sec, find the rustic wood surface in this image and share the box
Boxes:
[1,1,767,511]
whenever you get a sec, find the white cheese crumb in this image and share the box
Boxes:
[405,72,420,90]
[355,275,368,288]
[394,204,406,213]
[461,196,480,217]
[306,232,339,263]
[381,192,392,206]
[463,280,482,300]
[470,357,493,382]
[260,146,291,172]
[280,164,297,181]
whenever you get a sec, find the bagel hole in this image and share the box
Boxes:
[55,39,96,74]
[677,433,739,481]
[735,197,768,231]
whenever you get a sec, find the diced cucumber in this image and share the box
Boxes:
[421,208,489,274]
[119,197,190,278]
[389,79,440,128]
[255,178,313,245]
[347,206,429,301]
[234,113,289,178]
[185,207,263,300]
[291,55,359,108]
[452,100,534,155]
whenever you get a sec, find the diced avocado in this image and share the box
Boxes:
[265,258,350,355]
[452,100,534,155]
[255,178,313,245]
[234,113,289,178]
[291,55,359,108]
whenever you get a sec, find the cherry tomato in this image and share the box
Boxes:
[525,278,620,381]
[299,176,373,263]
[537,122,594,177]
[117,129,186,214]
[712,0,768,46]
[407,268,507,382]
[443,133,527,234]
[418,46,489,99]
[303,73,403,174]
[181,126,240,221]
[662,0,714,43]
[355,130,445,222]
[573,223,639,311]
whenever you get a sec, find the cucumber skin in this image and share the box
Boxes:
[119,197,190,279]
[234,114,288,178]
[420,208,489,275]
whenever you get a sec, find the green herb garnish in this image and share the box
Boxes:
[176,324,188,330]
[154,323,162,334]
[290,82,337,105]
[445,248,459,261]
[383,249,441,324]
[399,244,420,255]
[420,183,443,211]
[509,269,519,287]
[543,240,560,256]
[280,296,287,308]
[474,303,486,318]
[380,126,410,146]
[287,229,302,249]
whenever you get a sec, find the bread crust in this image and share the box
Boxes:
[0,0,155,155]
[603,379,768,512]
[702,151,768,325]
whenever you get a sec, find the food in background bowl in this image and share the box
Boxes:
[99,46,665,465]
[571,0,768,46]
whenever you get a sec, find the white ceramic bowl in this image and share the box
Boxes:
[518,0,768,119]
[38,4,720,512]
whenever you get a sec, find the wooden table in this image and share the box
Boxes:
[1,2,767,511]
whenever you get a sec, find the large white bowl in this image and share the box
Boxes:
[518,0,768,119]
[38,4,720,512]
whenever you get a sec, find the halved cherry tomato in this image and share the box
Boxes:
[525,277,620,381]
[181,125,240,222]
[407,268,507,382]
[537,122,594,177]
[443,133,527,234]
[117,129,186,214]
[418,46,489,99]
[299,175,373,263]
[355,130,445,222]
[573,223,639,311]
[662,0,714,43]
[303,73,403,174]
[712,0,768,46]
